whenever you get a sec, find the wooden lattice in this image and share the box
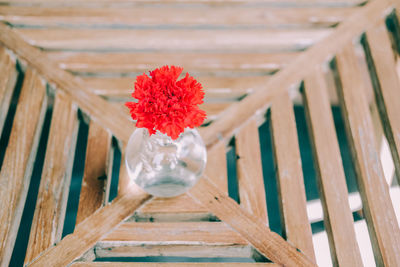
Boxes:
[0,0,400,266]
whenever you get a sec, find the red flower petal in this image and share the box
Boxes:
[125,65,206,139]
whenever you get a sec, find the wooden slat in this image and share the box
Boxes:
[95,243,252,259]
[0,22,134,144]
[235,120,268,223]
[71,263,279,267]
[335,43,400,266]
[187,176,317,266]
[0,47,18,134]
[81,76,268,101]
[117,148,131,197]
[49,52,294,74]
[27,188,152,267]
[136,141,228,221]
[269,91,315,260]
[25,91,79,264]
[97,222,250,258]
[102,222,245,244]
[202,141,228,192]
[365,21,400,185]
[0,0,367,7]
[303,67,362,266]
[0,6,355,28]
[75,121,111,225]
[0,69,47,266]
[16,28,331,52]
[200,0,396,147]
[112,100,229,122]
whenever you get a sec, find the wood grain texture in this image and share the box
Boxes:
[335,44,400,266]
[117,148,130,196]
[25,91,79,264]
[187,177,317,266]
[71,263,279,267]
[0,47,18,135]
[16,28,331,52]
[49,52,293,74]
[136,141,228,221]
[203,141,228,192]
[200,0,396,147]
[0,6,355,28]
[95,243,253,259]
[0,22,134,144]
[365,21,400,185]
[98,222,250,258]
[303,67,362,266]
[102,222,246,244]
[81,76,269,101]
[0,69,46,267]
[269,91,315,260]
[0,0,366,7]
[235,120,268,223]
[75,121,111,225]
[27,190,152,267]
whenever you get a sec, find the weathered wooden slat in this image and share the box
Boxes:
[335,44,400,266]
[0,0,367,8]
[0,22,134,144]
[16,28,331,52]
[25,91,79,264]
[71,263,279,267]
[269,91,315,260]
[97,222,251,258]
[75,121,111,225]
[0,47,18,135]
[200,0,396,147]
[187,176,317,266]
[112,101,229,123]
[303,67,363,266]
[134,194,210,222]
[202,141,228,192]
[49,52,294,74]
[81,76,268,101]
[102,222,246,243]
[0,69,47,267]
[95,243,252,259]
[235,120,268,223]
[103,142,116,205]
[27,189,152,267]
[365,21,400,185]
[0,6,355,28]
[136,142,228,221]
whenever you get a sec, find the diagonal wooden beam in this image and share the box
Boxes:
[0,22,134,144]
[27,187,152,267]
[199,0,395,147]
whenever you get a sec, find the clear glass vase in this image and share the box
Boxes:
[125,128,207,197]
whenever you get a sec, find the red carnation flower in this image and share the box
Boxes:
[125,65,206,140]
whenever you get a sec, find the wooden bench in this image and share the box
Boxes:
[0,0,399,266]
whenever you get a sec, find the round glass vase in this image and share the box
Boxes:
[125,128,207,197]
